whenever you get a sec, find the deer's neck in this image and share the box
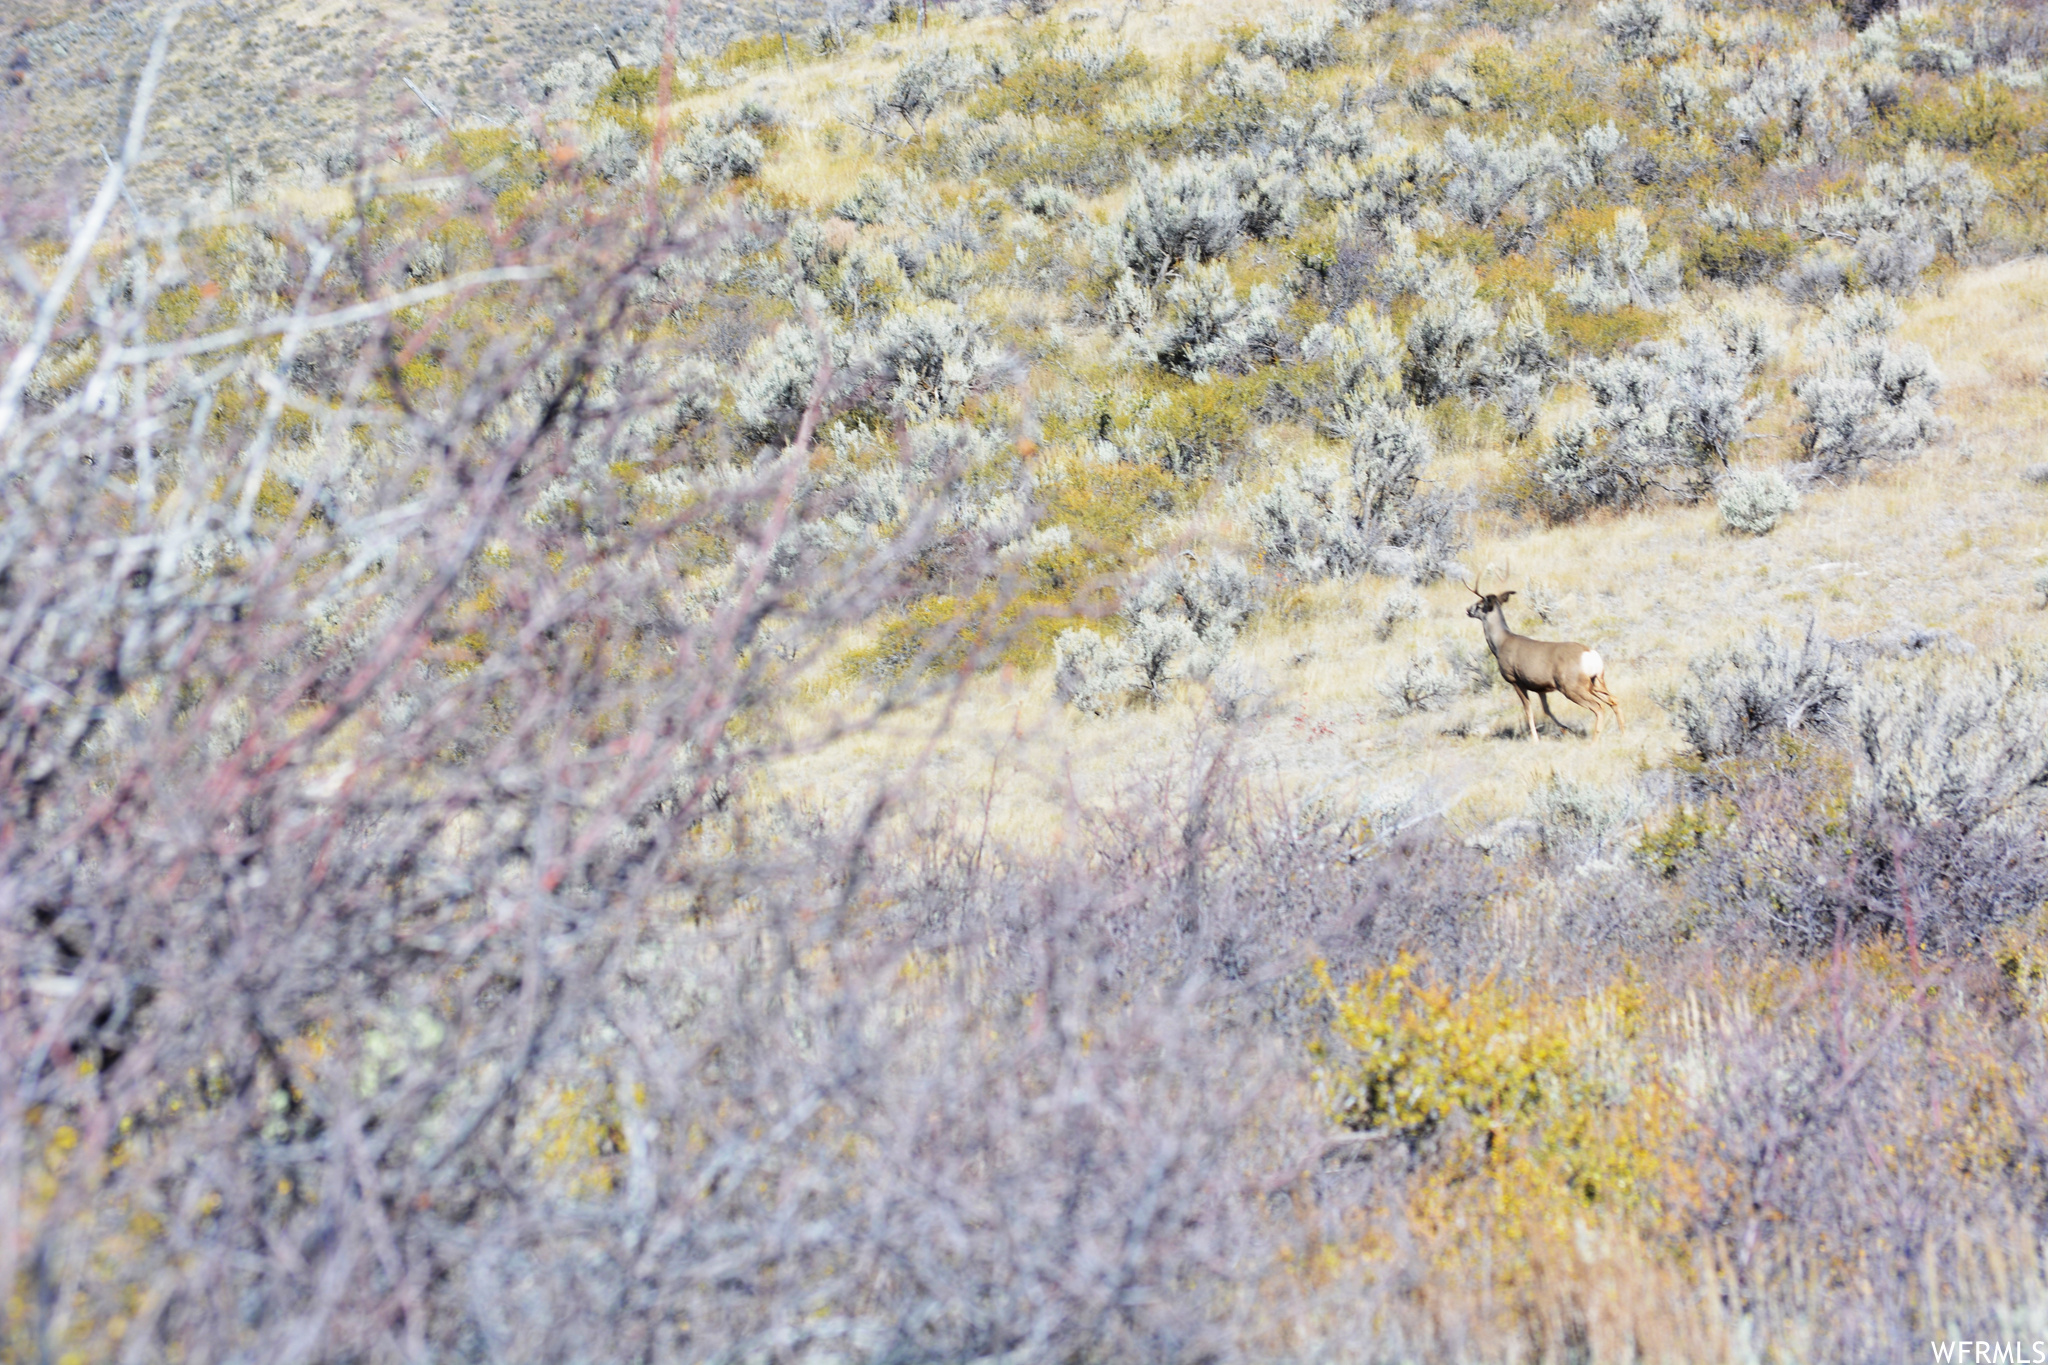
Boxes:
[1479,610,1514,656]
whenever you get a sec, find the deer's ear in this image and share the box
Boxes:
[1498,590,1516,602]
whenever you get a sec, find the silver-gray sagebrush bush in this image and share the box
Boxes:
[1437,128,1565,231]
[668,124,766,183]
[1053,550,1258,711]
[1554,208,1680,314]
[1594,0,1681,60]
[1718,467,1801,534]
[1374,586,1423,640]
[1053,624,1131,714]
[1120,157,1250,282]
[1665,627,2048,948]
[1235,10,1348,71]
[1379,651,1460,714]
[1847,649,2048,945]
[1299,299,1404,438]
[1401,253,1497,405]
[1249,400,1463,583]
[1667,623,1856,760]
[1150,262,1286,376]
[1795,292,1946,476]
[1804,144,1991,269]
[1535,310,1778,517]
[1851,651,2048,835]
[1527,773,1649,859]
[869,47,978,135]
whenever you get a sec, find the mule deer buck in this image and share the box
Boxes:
[1465,575,1624,740]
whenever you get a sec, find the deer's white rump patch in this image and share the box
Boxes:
[1581,650,1603,679]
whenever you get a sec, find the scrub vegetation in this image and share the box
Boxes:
[5,0,2048,1360]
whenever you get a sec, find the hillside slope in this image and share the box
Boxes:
[788,258,2048,844]
[2,0,837,200]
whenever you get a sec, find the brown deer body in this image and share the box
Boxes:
[1465,587,1624,740]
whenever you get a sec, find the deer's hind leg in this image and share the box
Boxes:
[1556,681,1604,738]
[1540,687,1589,740]
[1590,673,1625,732]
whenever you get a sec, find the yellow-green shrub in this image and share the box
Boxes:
[447,127,543,192]
[974,121,1135,196]
[1141,373,1265,479]
[1550,305,1663,356]
[1546,204,1619,263]
[1039,458,1186,552]
[719,31,815,71]
[1687,223,1798,285]
[1474,250,1553,305]
[836,590,994,682]
[601,65,660,111]
[1633,801,1729,881]
[1465,41,1524,107]
[1889,76,2031,159]
[1417,220,1499,265]
[1313,957,1685,1243]
[967,48,1151,123]
[151,283,212,342]
[515,1082,624,1199]
[1993,153,2048,218]
[834,585,1094,681]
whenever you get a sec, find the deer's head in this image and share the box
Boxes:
[1463,571,1515,622]
[1465,590,1514,620]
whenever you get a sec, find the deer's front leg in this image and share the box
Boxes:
[1512,684,1538,741]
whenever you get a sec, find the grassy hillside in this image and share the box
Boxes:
[6,0,2048,1360]
[681,0,2048,839]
